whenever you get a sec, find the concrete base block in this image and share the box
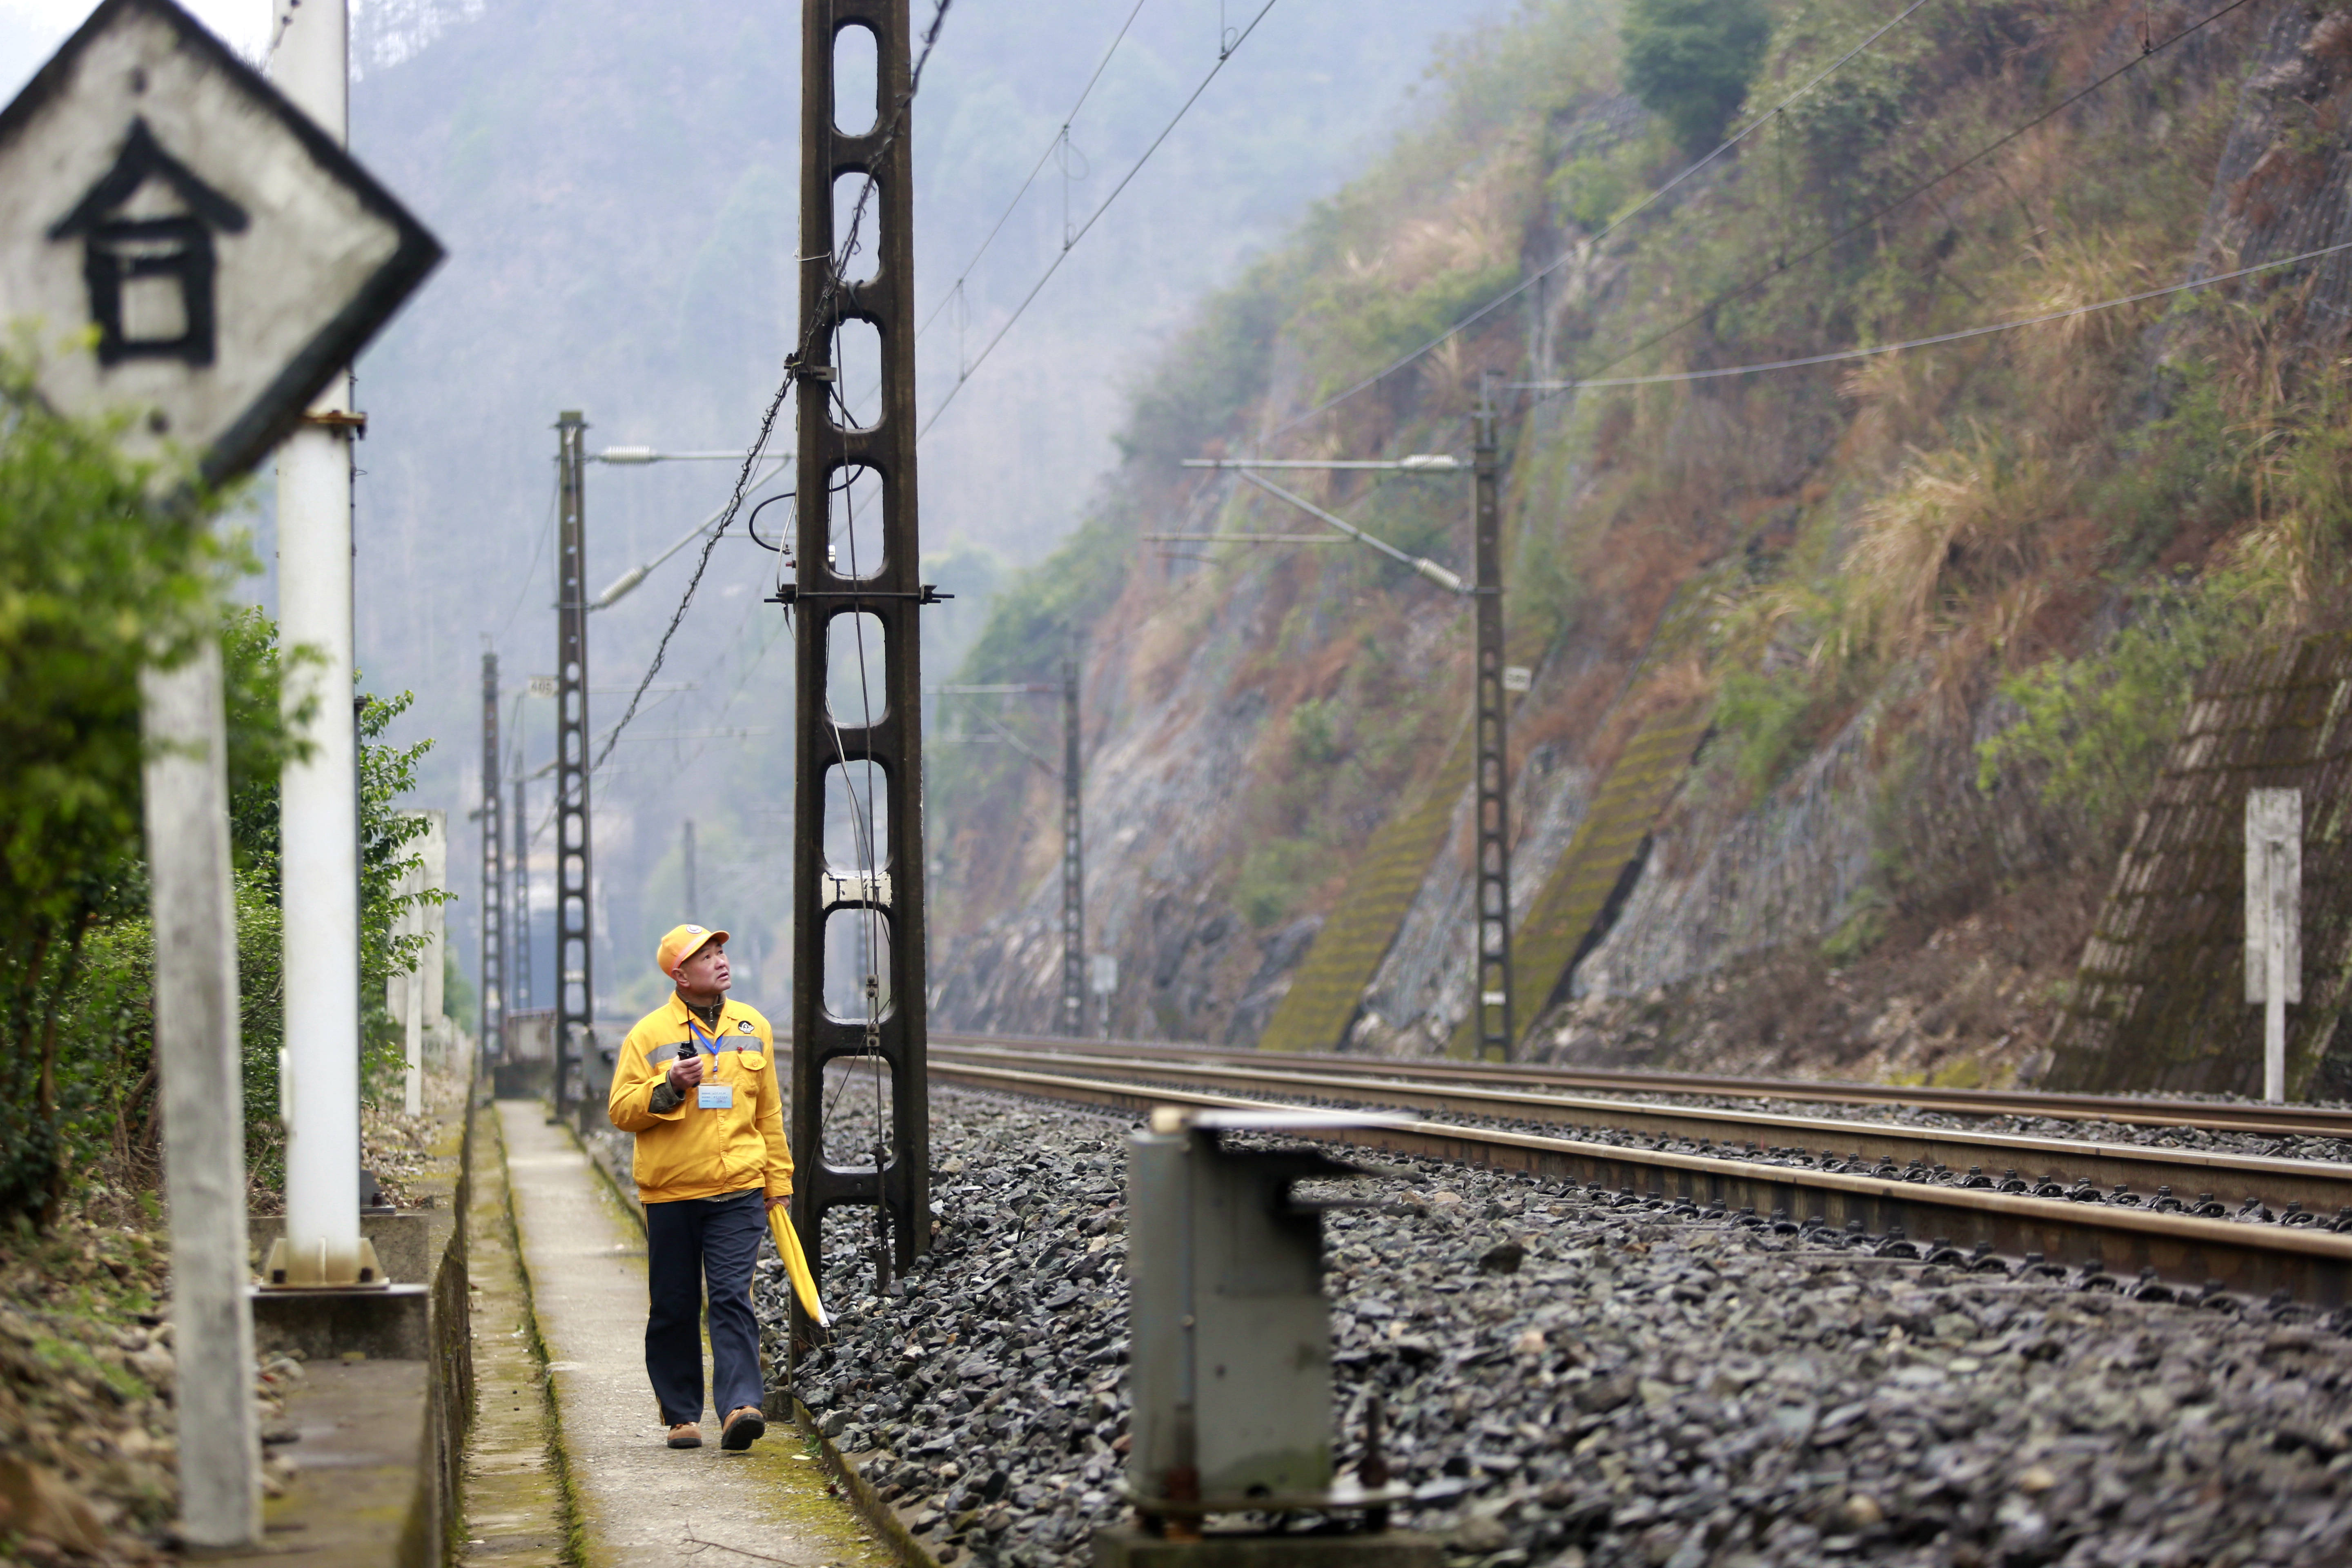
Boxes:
[250,1211,433,1283]
[251,1283,431,1362]
[200,1361,434,1568]
[1093,1527,1446,1568]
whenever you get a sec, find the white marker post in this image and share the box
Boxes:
[140,644,261,1546]
[2245,788,2303,1105]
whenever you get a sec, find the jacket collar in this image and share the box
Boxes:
[664,991,741,1034]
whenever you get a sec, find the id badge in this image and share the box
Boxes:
[697,1082,734,1110]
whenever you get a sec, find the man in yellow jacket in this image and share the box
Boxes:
[608,924,793,1451]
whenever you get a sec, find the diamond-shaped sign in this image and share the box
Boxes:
[0,0,440,485]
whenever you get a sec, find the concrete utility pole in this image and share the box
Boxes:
[1060,638,1085,1037]
[270,0,372,1287]
[140,644,261,1546]
[390,812,447,1116]
[1471,372,1514,1063]
[479,652,505,1073]
[552,412,595,1115]
[512,759,532,1013]
[682,817,699,918]
[791,0,933,1301]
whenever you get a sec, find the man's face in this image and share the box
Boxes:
[674,940,730,996]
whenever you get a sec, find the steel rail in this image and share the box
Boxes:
[929,1058,2352,1307]
[933,1043,2352,1219]
[933,1029,2352,1139]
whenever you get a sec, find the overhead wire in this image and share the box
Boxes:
[493,479,560,643]
[912,0,1154,348]
[1265,0,1942,441]
[1509,238,2352,392]
[916,0,1283,441]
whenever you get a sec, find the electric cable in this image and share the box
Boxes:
[913,0,1154,347]
[815,373,893,1158]
[916,0,1283,441]
[1267,0,1941,440]
[493,479,560,643]
[1510,238,2352,391]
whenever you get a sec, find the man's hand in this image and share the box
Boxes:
[764,1194,789,1214]
[667,1053,704,1091]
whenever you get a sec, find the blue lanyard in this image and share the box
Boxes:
[686,1018,720,1058]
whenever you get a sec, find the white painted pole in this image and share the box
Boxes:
[2246,788,2302,1107]
[140,644,263,1548]
[271,0,366,1284]
[402,957,423,1115]
[2267,839,2289,1105]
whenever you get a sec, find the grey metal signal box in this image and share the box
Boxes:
[1126,1108,1401,1521]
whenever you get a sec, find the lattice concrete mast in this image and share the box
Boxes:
[1060,638,1085,1036]
[552,412,595,1113]
[479,650,505,1066]
[1471,374,1513,1062]
[789,0,933,1301]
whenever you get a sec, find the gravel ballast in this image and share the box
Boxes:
[754,1088,2352,1568]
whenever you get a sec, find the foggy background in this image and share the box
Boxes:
[4,0,1510,1022]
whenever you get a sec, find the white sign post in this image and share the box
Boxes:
[0,0,439,1546]
[2246,788,2303,1105]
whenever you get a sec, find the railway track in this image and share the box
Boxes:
[934,1029,2352,1138]
[928,1037,2352,1310]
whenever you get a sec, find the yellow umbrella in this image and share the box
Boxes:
[766,1204,829,1327]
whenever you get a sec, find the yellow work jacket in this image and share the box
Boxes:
[607,994,794,1204]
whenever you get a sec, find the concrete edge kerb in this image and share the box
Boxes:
[484,1096,594,1568]
[563,1105,940,1568]
[794,1395,946,1568]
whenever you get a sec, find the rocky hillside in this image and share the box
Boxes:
[929,0,2352,1096]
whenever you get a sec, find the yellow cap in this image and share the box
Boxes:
[656,923,729,978]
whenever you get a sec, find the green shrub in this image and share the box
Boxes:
[1310,257,1520,385]
[1976,577,2260,832]
[1713,666,1822,792]
[1290,698,1342,767]
[1547,136,1652,233]
[1233,839,1327,929]
[357,690,447,1105]
[0,346,296,1221]
[2095,373,2255,569]
[1620,0,1773,153]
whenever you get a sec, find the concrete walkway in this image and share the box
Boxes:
[497,1101,890,1568]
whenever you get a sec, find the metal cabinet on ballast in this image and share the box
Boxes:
[1126,1110,1378,1511]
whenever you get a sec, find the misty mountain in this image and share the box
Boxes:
[334,0,1508,1010]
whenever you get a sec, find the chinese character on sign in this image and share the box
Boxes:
[48,117,247,370]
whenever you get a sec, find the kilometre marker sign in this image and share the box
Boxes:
[0,0,440,485]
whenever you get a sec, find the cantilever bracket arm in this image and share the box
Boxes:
[1235,471,1471,595]
[931,691,1054,780]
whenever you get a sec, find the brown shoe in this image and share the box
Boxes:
[667,1422,703,1449]
[720,1405,766,1451]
